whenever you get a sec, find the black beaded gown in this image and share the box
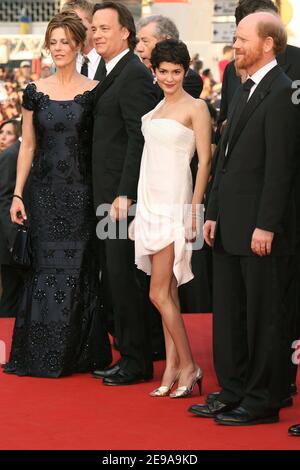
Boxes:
[4,82,112,377]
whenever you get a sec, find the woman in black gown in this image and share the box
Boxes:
[4,11,112,377]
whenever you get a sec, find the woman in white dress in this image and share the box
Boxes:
[130,40,212,397]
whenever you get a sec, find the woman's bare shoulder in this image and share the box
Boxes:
[80,77,99,91]
[189,97,210,117]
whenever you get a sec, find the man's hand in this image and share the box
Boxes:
[251,228,274,256]
[203,220,216,247]
[110,196,133,221]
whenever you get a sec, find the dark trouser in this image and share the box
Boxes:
[285,243,300,391]
[0,264,25,317]
[103,223,153,376]
[286,168,300,389]
[213,248,290,415]
[286,247,300,390]
[98,239,115,336]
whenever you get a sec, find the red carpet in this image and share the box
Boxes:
[0,315,299,450]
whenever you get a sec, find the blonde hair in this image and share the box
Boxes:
[44,11,87,52]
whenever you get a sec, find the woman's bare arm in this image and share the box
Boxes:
[191,99,212,215]
[11,107,36,224]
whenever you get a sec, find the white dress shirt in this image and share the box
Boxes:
[76,48,101,79]
[105,48,130,76]
[248,58,278,99]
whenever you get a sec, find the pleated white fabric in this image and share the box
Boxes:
[129,100,196,286]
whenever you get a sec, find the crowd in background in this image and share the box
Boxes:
[0,45,233,127]
[0,60,52,123]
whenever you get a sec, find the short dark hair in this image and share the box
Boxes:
[93,2,137,50]
[202,68,211,77]
[235,0,278,25]
[151,39,190,73]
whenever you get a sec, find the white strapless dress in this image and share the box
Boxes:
[129,100,196,286]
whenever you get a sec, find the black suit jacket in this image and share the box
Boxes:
[184,68,203,98]
[207,65,299,256]
[93,57,104,81]
[277,44,300,81]
[0,141,20,264]
[217,60,240,131]
[92,51,158,206]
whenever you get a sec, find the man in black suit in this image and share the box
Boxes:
[91,2,157,386]
[279,43,300,438]
[189,12,299,425]
[0,140,24,317]
[214,0,300,405]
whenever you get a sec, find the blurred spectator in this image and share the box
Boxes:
[218,45,234,82]
[40,61,53,79]
[193,59,203,76]
[190,53,199,71]
[17,61,32,89]
[0,59,53,123]
[0,119,24,318]
[0,66,5,82]
[200,68,216,101]
[0,120,21,153]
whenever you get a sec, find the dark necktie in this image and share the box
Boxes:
[227,78,255,143]
[80,57,89,77]
[96,58,107,82]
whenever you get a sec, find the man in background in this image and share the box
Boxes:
[0,131,24,317]
[62,0,104,80]
[218,45,234,82]
[190,11,299,426]
[136,15,203,99]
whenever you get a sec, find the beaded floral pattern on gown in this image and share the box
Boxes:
[4,83,112,377]
[129,100,196,287]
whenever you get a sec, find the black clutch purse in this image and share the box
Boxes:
[11,223,32,268]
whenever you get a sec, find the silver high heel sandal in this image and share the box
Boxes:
[169,368,202,398]
[149,372,180,397]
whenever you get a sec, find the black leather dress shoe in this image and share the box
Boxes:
[206,391,220,404]
[288,424,300,436]
[103,369,152,386]
[188,399,238,418]
[215,406,279,426]
[92,362,121,379]
[206,392,293,409]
